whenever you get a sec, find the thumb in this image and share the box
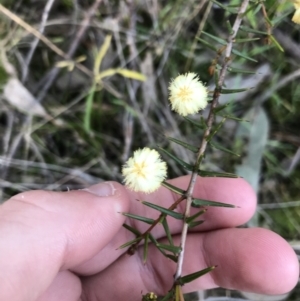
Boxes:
[0,181,130,301]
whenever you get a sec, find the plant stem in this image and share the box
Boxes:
[174,0,250,282]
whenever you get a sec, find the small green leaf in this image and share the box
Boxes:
[210,141,240,157]
[206,118,226,141]
[269,35,284,52]
[232,48,258,62]
[184,116,206,129]
[84,84,96,132]
[158,147,193,171]
[201,31,227,45]
[119,237,141,249]
[186,209,207,223]
[213,103,230,113]
[122,213,155,225]
[167,137,198,153]
[192,198,235,208]
[214,67,219,86]
[217,114,248,122]
[226,20,233,35]
[221,87,253,94]
[122,223,141,236]
[227,67,256,74]
[197,38,218,51]
[166,254,178,262]
[149,234,167,257]
[188,220,204,228]
[143,234,149,263]
[179,266,216,285]
[243,2,261,16]
[162,218,174,246]
[234,37,260,43]
[240,25,269,35]
[157,243,181,254]
[161,181,185,195]
[142,201,184,220]
[198,170,239,178]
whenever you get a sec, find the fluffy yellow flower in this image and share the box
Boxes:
[292,0,300,24]
[122,148,167,193]
[168,73,208,116]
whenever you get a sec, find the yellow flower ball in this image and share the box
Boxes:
[292,0,300,24]
[122,148,167,193]
[168,73,208,116]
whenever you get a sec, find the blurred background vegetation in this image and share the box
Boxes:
[0,0,299,300]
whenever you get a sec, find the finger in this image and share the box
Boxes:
[81,228,299,300]
[0,182,130,301]
[74,176,256,274]
[37,271,81,301]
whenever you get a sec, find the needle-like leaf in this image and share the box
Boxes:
[192,198,235,208]
[179,266,216,285]
[122,213,155,225]
[142,201,184,220]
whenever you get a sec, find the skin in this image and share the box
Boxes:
[0,176,298,301]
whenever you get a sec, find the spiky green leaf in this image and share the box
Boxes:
[119,237,141,249]
[197,38,218,51]
[186,209,207,223]
[179,266,216,285]
[142,201,184,220]
[206,118,226,141]
[157,243,181,254]
[231,48,258,62]
[201,31,227,45]
[217,114,248,121]
[234,37,260,43]
[143,234,149,263]
[167,137,198,153]
[240,25,269,35]
[149,234,167,256]
[221,87,253,94]
[161,181,185,195]
[227,67,256,74]
[192,198,235,208]
[210,141,240,156]
[198,170,239,178]
[213,103,230,113]
[226,20,233,35]
[122,223,141,236]
[188,220,205,228]
[165,254,178,263]
[158,147,193,171]
[184,116,207,129]
[122,213,155,225]
[162,218,174,246]
[269,35,284,52]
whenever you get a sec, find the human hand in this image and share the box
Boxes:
[0,176,298,301]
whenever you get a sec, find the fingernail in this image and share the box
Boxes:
[84,182,116,197]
